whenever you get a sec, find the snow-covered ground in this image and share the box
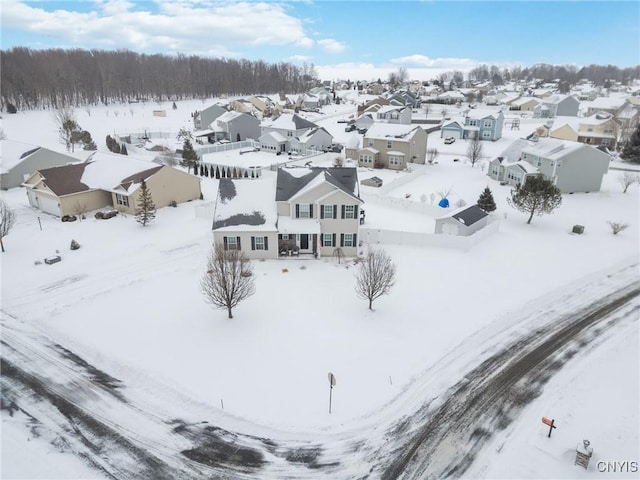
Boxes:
[1,96,639,478]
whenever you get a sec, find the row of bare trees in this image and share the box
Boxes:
[437,63,640,90]
[202,244,396,318]
[1,47,318,110]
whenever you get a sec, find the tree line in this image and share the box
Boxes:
[0,47,318,110]
[435,63,640,90]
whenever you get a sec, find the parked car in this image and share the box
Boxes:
[329,143,343,153]
[357,127,368,134]
[444,137,456,144]
[344,124,356,132]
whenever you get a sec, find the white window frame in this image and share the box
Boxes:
[298,204,311,218]
[116,194,129,207]
[483,120,492,128]
[226,236,238,250]
[482,130,492,138]
[469,120,477,126]
[387,140,393,148]
[343,233,354,247]
[323,233,333,247]
[323,205,333,218]
[368,139,374,147]
[344,205,356,219]
[255,236,265,250]
[389,156,402,166]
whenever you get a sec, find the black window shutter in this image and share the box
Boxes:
[354,205,359,218]
[341,205,345,219]
[332,233,336,247]
[320,235,324,247]
[310,204,313,218]
[320,206,324,219]
[353,233,357,247]
[237,237,241,249]
[264,237,268,250]
[295,204,299,218]
[340,233,344,247]
[278,234,282,240]
[251,237,255,250]
[223,237,228,250]
[333,205,337,219]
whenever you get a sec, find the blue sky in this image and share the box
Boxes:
[1,0,638,80]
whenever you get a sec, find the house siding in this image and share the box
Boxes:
[212,231,279,259]
[2,148,79,190]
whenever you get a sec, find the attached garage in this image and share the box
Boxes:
[36,194,61,216]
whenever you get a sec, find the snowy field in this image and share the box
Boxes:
[1,97,639,478]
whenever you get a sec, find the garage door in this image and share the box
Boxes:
[443,129,461,139]
[37,194,60,216]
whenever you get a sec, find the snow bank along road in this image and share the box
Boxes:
[1,260,638,479]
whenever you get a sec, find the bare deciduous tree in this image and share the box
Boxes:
[426,148,439,165]
[0,199,16,252]
[355,248,396,310]
[201,242,255,319]
[466,135,483,167]
[607,221,629,235]
[618,171,640,193]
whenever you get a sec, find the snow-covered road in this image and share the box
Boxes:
[2,260,638,479]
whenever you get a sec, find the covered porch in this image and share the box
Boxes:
[277,217,320,257]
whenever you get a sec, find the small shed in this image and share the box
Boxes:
[361,176,383,188]
[435,204,489,236]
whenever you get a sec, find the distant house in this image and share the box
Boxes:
[533,94,580,118]
[488,138,611,193]
[193,103,228,131]
[375,105,412,124]
[229,99,254,114]
[386,89,420,109]
[1,140,84,190]
[357,97,390,115]
[212,111,261,142]
[359,123,428,169]
[355,113,375,131]
[434,204,489,236]
[440,109,505,141]
[344,133,362,161]
[586,96,629,117]
[22,152,201,217]
[508,97,540,111]
[248,95,275,116]
[259,113,332,154]
[549,112,619,149]
[212,167,363,259]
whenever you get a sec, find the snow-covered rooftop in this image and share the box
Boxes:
[212,176,277,231]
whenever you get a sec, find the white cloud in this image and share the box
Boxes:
[1,0,314,55]
[287,55,313,63]
[390,54,478,69]
[317,38,346,54]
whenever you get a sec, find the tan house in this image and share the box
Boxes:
[358,123,428,170]
[549,113,619,149]
[22,152,201,217]
[508,97,540,111]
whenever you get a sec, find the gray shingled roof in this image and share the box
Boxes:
[452,204,489,226]
[276,167,359,201]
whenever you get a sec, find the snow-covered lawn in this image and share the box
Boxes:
[1,96,639,477]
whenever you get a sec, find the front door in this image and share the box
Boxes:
[300,234,309,250]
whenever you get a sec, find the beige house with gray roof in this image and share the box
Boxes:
[22,152,201,217]
[358,123,428,170]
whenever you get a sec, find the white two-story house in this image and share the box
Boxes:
[212,167,363,259]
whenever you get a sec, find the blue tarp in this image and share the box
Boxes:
[438,198,449,208]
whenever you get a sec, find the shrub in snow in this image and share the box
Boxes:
[70,239,80,250]
[607,221,629,235]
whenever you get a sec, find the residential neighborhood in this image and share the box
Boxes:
[1,3,639,478]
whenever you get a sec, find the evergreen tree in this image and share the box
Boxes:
[620,124,640,164]
[477,186,497,212]
[180,138,199,174]
[135,180,156,227]
[507,176,562,224]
